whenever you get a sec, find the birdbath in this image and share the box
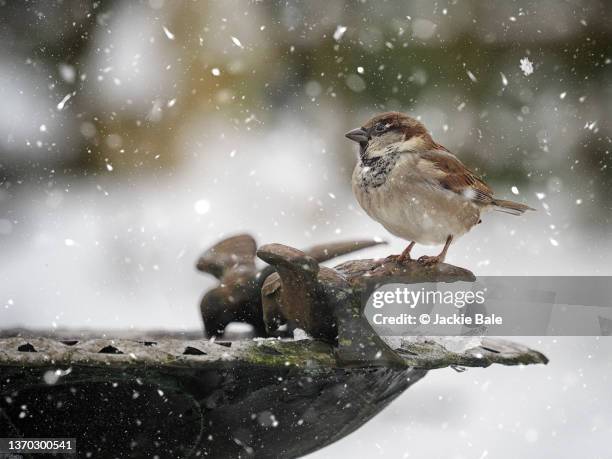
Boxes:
[0,236,547,458]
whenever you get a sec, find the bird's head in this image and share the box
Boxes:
[345,111,431,160]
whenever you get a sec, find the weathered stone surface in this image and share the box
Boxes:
[336,257,476,289]
[0,334,546,459]
[258,246,480,368]
[396,337,548,369]
[197,234,267,337]
[0,235,548,458]
[0,335,547,371]
[196,234,385,337]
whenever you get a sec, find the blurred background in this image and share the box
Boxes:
[0,1,611,457]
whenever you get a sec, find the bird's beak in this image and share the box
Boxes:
[345,127,369,143]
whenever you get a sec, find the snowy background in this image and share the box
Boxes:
[0,1,611,457]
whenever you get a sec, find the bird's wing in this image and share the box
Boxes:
[417,149,494,206]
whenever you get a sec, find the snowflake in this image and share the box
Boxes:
[333,25,347,41]
[162,25,175,40]
[519,57,534,76]
[231,36,244,49]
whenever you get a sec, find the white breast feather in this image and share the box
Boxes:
[353,152,481,246]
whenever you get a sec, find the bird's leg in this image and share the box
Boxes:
[397,241,416,263]
[418,235,453,265]
[383,241,415,264]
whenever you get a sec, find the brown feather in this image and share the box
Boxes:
[363,111,428,141]
[491,198,535,215]
[418,149,494,206]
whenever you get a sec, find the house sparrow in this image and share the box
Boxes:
[345,111,533,265]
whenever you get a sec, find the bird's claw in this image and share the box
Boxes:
[383,254,412,265]
[417,255,442,266]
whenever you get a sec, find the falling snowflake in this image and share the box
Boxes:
[162,26,175,40]
[59,63,76,83]
[211,68,220,76]
[519,57,534,76]
[333,25,347,41]
[57,93,72,110]
[500,72,508,86]
[194,199,211,215]
[231,36,244,49]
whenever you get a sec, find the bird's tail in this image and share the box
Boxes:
[492,198,535,216]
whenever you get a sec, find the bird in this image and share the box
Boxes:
[345,111,533,265]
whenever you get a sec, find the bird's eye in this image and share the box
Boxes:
[375,122,387,132]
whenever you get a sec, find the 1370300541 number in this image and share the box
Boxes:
[0,438,77,454]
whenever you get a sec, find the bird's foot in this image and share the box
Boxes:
[417,255,443,266]
[381,254,400,265]
[383,254,412,265]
